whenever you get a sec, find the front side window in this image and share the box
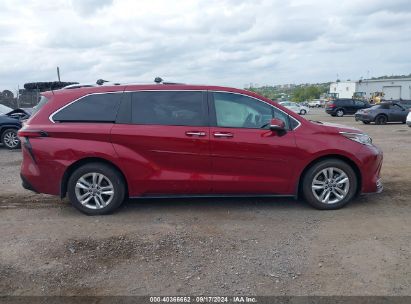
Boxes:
[132,91,206,126]
[212,92,292,129]
[53,93,122,122]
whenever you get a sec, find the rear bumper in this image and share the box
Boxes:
[20,173,38,193]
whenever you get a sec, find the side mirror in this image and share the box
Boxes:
[270,118,286,132]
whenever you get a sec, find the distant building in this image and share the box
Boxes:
[330,78,411,100]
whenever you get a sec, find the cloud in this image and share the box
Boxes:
[0,0,410,90]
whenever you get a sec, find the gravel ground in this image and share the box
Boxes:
[0,108,410,296]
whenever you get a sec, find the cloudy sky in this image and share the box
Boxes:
[1,0,411,91]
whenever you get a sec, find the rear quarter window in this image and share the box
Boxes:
[52,93,122,122]
[31,96,49,116]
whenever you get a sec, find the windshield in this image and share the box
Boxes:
[0,104,13,114]
[370,104,389,110]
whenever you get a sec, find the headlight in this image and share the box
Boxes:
[340,132,373,146]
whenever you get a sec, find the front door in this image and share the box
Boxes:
[208,92,298,195]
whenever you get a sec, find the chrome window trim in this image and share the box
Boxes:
[49,91,125,123]
[49,89,302,130]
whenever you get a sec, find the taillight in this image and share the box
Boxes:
[18,130,48,139]
[328,104,336,108]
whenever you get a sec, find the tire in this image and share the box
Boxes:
[362,121,370,124]
[1,129,21,149]
[336,109,344,117]
[375,115,387,125]
[300,109,307,115]
[302,159,357,210]
[67,162,126,215]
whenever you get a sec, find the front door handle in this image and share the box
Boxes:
[185,131,206,137]
[213,132,234,138]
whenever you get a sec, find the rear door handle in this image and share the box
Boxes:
[213,132,233,138]
[185,131,206,137]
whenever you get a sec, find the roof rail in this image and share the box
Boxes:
[154,77,184,85]
[62,77,185,89]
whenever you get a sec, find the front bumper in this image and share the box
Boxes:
[355,114,372,122]
[359,144,383,194]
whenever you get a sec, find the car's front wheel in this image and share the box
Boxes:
[67,163,126,215]
[300,109,307,115]
[302,159,357,210]
[1,129,21,149]
[375,115,387,125]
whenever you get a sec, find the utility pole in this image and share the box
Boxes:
[57,66,61,82]
[17,85,20,108]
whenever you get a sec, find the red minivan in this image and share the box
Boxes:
[19,83,383,215]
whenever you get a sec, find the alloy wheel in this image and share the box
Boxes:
[3,131,20,149]
[74,172,115,209]
[311,167,350,204]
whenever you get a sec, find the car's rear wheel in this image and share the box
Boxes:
[336,109,344,117]
[67,163,125,215]
[1,129,20,149]
[302,159,357,210]
[375,115,387,125]
[300,109,307,115]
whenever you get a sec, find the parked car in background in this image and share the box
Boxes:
[308,100,322,108]
[19,82,383,215]
[0,104,13,115]
[355,103,410,125]
[0,109,31,149]
[279,101,310,115]
[407,109,411,127]
[326,99,371,117]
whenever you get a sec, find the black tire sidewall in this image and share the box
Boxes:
[67,163,125,215]
[1,129,21,149]
[302,159,357,210]
[375,115,387,125]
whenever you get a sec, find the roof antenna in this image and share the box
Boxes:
[96,79,109,85]
[154,77,163,84]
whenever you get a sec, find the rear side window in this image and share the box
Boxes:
[339,99,352,106]
[53,93,122,122]
[131,91,207,126]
